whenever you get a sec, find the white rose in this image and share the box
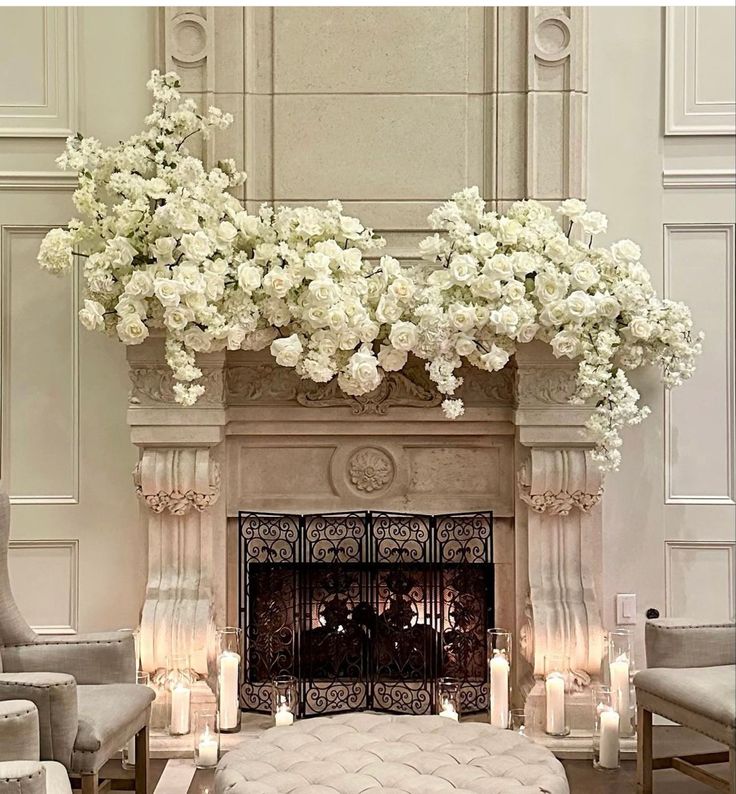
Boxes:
[326,305,347,330]
[579,211,608,236]
[570,261,599,291]
[448,303,476,332]
[539,301,568,326]
[389,276,415,302]
[79,299,105,331]
[150,236,177,265]
[237,263,262,292]
[483,254,514,281]
[550,329,581,359]
[534,272,567,304]
[154,278,184,307]
[217,221,238,245]
[340,348,381,394]
[597,294,621,320]
[303,252,332,279]
[163,305,195,331]
[227,326,247,350]
[611,239,641,263]
[472,231,498,257]
[106,237,137,269]
[262,266,293,298]
[116,314,149,345]
[516,322,539,344]
[470,275,502,300]
[339,215,364,239]
[490,305,519,335]
[125,270,154,297]
[448,253,479,284]
[544,236,571,265]
[479,344,510,372]
[389,321,418,352]
[337,330,360,350]
[426,269,452,290]
[629,317,653,340]
[308,278,339,305]
[503,280,526,303]
[455,335,477,356]
[376,295,402,324]
[566,290,596,319]
[377,344,408,372]
[496,217,521,245]
[358,320,380,343]
[557,198,587,220]
[270,334,303,367]
[180,231,213,262]
[183,326,212,353]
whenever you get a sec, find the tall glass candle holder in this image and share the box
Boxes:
[544,655,570,736]
[121,672,150,769]
[487,629,512,728]
[593,686,620,771]
[437,677,460,721]
[193,710,220,769]
[216,627,242,733]
[607,630,633,736]
[272,675,297,726]
[166,654,192,736]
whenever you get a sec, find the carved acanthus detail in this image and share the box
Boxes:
[516,367,579,406]
[518,450,602,515]
[129,366,225,405]
[133,448,221,514]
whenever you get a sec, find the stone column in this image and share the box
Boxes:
[514,342,606,742]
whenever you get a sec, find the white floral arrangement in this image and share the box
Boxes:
[39,71,702,470]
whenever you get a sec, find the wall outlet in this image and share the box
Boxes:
[616,593,637,625]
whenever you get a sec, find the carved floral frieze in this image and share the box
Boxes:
[516,367,579,406]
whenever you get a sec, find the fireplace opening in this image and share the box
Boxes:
[238,510,493,717]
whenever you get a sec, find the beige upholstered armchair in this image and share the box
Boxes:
[0,700,72,794]
[634,618,736,793]
[0,494,155,794]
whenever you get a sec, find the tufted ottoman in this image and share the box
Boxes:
[215,713,569,794]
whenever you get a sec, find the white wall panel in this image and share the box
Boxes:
[8,539,79,633]
[665,7,736,135]
[664,224,735,505]
[666,541,735,621]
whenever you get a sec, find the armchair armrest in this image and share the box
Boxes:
[0,762,47,794]
[0,700,39,762]
[645,619,736,668]
[0,673,77,767]
[1,632,135,685]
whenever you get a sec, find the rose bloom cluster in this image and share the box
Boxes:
[39,72,701,471]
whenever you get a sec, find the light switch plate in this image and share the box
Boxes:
[616,593,637,625]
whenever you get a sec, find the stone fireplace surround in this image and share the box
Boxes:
[128,338,607,750]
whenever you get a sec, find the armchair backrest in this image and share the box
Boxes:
[645,618,736,668]
[0,493,37,646]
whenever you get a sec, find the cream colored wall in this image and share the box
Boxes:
[0,7,155,633]
[589,6,736,667]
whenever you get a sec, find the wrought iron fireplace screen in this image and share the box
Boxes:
[238,510,493,717]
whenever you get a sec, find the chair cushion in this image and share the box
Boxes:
[43,761,73,794]
[70,684,154,774]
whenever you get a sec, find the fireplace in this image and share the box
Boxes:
[238,510,493,717]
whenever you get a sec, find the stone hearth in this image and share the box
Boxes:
[127,339,606,746]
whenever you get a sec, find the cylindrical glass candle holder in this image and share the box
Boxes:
[437,677,460,721]
[544,655,570,737]
[272,675,297,726]
[509,709,526,736]
[487,629,512,728]
[607,630,633,736]
[121,672,150,769]
[193,710,220,769]
[593,686,620,771]
[216,627,242,733]
[166,654,192,736]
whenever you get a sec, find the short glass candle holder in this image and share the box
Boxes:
[216,627,242,733]
[607,629,633,736]
[437,677,460,721]
[509,709,526,736]
[193,710,220,769]
[166,654,192,736]
[544,655,570,737]
[487,629,512,729]
[272,675,297,726]
[593,686,621,771]
[121,672,150,769]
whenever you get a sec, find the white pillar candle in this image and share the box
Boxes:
[274,705,294,727]
[196,726,219,767]
[489,651,510,728]
[218,651,240,730]
[598,709,620,769]
[545,674,566,734]
[170,684,191,734]
[439,699,459,721]
[609,655,630,731]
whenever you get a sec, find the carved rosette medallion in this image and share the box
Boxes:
[348,448,395,494]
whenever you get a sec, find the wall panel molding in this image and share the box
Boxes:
[0,225,79,503]
[663,223,735,505]
[665,540,735,621]
[0,8,78,138]
[8,539,79,633]
[662,169,736,190]
[0,172,77,192]
[665,7,736,136]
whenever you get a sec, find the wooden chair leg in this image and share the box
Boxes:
[637,705,653,794]
[81,773,99,794]
[134,725,150,794]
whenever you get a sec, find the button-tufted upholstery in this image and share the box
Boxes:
[215,713,569,794]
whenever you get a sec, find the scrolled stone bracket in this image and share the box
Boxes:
[517,449,603,516]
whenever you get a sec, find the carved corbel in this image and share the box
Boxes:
[133,448,221,514]
[518,448,603,515]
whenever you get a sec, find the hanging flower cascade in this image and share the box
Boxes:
[38,71,702,471]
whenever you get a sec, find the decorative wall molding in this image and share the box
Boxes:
[665,7,736,136]
[8,539,79,634]
[0,8,78,138]
[664,223,735,505]
[0,172,78,192]
[662,169,736,190]
[1,226,79,504]
[665,540,736,621]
